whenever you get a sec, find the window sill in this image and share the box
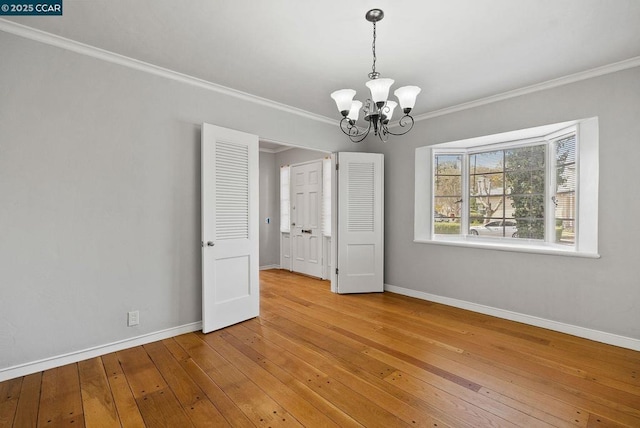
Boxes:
[413,236,600,259]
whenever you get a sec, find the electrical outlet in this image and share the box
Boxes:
[127,310,139,326]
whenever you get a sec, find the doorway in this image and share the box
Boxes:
[258,143,331,279]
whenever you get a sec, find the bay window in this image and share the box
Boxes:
[415,118,598,257]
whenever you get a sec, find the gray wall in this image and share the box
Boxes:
[0,32,350,370]
[259,152,279,267]
[366,66,640,340]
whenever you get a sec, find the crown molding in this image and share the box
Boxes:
[0,19,337,126]
[3,18,639,129]
[412,56,640,123]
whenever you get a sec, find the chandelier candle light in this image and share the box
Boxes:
[331,9,421,143]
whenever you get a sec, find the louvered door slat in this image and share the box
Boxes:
[348,162,375,232]
[215,141,249,240]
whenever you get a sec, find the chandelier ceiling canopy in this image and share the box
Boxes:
[331,9,421,143]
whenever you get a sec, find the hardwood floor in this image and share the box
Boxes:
[1,269,639,427]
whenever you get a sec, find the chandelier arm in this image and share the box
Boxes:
[349,119,372,143]
[386,114,415,136]
[377,121,390,143]
[339,117,371,143]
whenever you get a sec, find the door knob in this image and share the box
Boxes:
[207,241,215,246]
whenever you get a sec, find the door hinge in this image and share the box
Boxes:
[335,268,339,275]
[335,163,339,171]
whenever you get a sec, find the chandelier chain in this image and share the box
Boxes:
[371,20,377,77]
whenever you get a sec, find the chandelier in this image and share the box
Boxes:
[331,9,421,143]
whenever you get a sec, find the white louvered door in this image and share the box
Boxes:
[336,152,384,293]
[201,123,259,333]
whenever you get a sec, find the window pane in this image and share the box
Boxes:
[435,175,461,197]
[510,194,545,218]
[505,145,545,171]
[504,145,546,241]
[469,150,506,223]
[510,193,545,240]
[556,135,576,164]
[470,172,504,196]
[469,195,505,220]
[469,218,518,238]
[470,151,503,172]
[512,219,545,240]
[554,135,576,245]
[434,221,461,235]
[467,144,548,241]
[469,212,484,226]
[434,196,461,219]
[505,170,545,195]
[435,155,461,174]
[434,154,462,235]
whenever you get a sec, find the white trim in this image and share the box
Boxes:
[260,138,332,154]
[280,232,292,271]
[413,238,599,258]
[384,284,640,352]
[259,146,293,154]
[0,19,336,126]
[280,166,291,233]
[259,264,281,270]
[411,56,640,122]
[0,322,202,382]
[322,235,332,280]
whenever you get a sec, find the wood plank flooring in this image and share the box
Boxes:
[1,269,639,427]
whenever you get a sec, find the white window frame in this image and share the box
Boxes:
[415,118,599,258]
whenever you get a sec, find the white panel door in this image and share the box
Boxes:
[336,152,384,293]
[291,161,323,278]
[201,123,259,333]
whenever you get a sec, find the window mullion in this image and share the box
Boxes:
[545,140,556,243]
[461,153,469,235]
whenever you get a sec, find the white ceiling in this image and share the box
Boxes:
[5,0,640,121]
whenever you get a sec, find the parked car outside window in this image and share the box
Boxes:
[469,220,517,237]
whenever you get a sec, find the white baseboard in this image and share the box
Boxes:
[259,264,281,271]
[0,321,202,382]
[385,284,640,352]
